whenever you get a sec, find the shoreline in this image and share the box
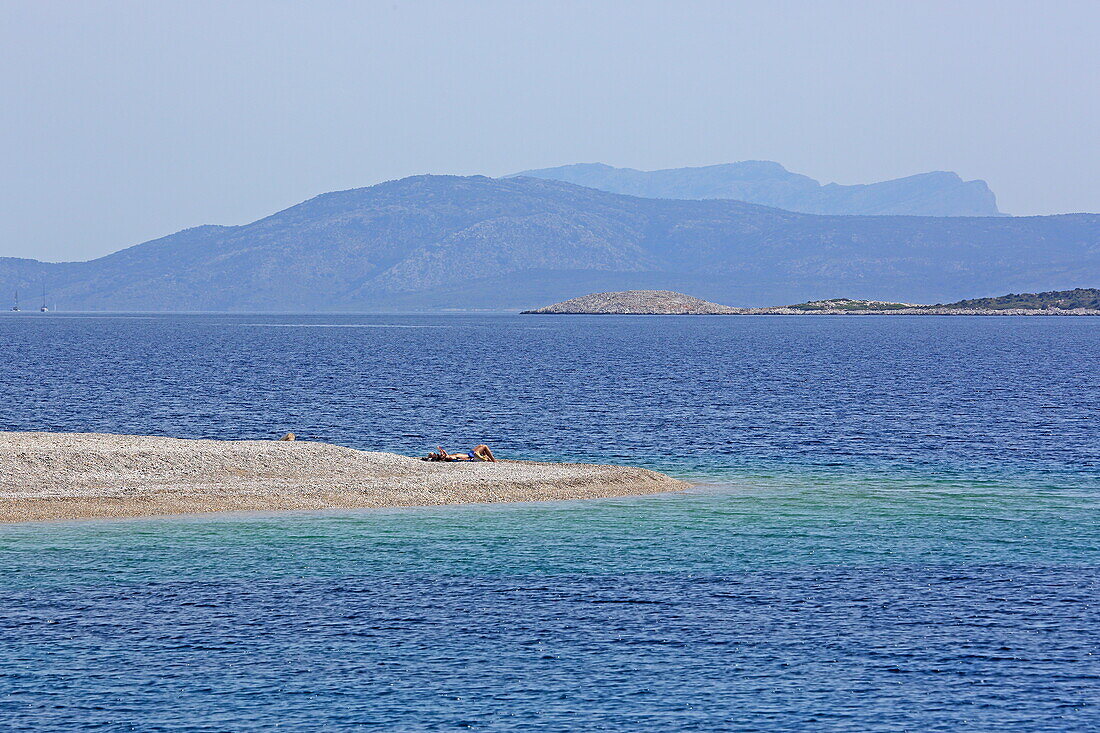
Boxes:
[0,432,689,523]
[523,308,1100,316]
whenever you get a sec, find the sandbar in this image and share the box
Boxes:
[0,432,689,523]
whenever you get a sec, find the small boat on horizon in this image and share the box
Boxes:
[40,286,48,312]
[10,291,19,312]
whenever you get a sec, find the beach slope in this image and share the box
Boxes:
[0,432,688,522]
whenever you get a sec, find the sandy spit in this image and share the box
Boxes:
[0,432,689,523]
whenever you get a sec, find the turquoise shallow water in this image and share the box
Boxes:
[5,478,1099,583]
[1,314,1098,730]
[2,486,1098,731]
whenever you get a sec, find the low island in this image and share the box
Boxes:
[522,288,1100,315]
[0,432,689,523]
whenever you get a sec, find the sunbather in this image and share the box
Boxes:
[425,444,496,462]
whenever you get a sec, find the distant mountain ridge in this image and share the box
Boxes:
[511,162,1003,217]
[1,175,1096,312]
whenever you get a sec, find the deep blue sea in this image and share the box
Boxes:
[1,314,1098,731]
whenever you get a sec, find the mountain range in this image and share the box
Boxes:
[1,174,1096,311]
[512,161,1003,217]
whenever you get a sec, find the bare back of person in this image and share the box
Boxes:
[425,444,496,462]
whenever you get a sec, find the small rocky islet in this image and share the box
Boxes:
[522,288,1100,315]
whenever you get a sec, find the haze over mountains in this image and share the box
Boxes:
[1,174,1096,311]
[513,161,1004,217]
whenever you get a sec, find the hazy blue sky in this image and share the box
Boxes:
[2,0,1098,261]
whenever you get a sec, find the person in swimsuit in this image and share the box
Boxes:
[426,444,496,462]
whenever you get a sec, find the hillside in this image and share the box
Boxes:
[1,175,1098,311]
[937,288,1100,310]
[512,162,1003,216]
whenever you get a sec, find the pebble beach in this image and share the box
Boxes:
[0,432,689,522]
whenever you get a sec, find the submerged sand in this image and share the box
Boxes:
[0,432,688,522]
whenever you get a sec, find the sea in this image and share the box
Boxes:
[1,313,1098,731]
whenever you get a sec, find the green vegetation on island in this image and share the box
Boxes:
[934,288,1100,310]
[786,290,1100,311]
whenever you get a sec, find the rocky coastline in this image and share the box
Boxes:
[524,290,1100,316]
[728,307,1100,316]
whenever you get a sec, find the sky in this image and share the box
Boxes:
[2,0,1098,262]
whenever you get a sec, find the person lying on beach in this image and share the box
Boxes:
[425,445,496,462]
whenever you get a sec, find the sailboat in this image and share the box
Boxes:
[39,286,48,312]
[10,291,19,312]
